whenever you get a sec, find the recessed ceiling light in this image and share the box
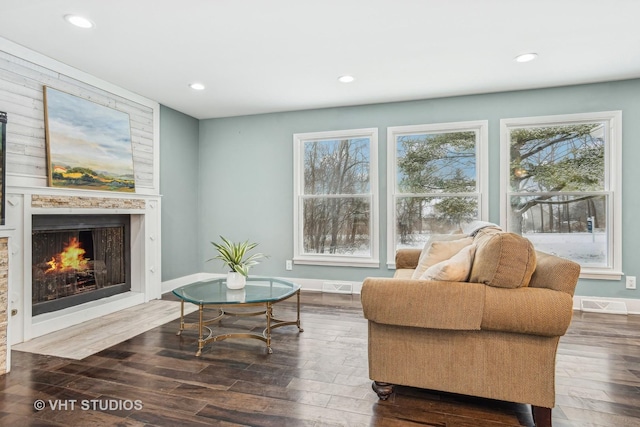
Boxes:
[338,75,355,83]
[189,83,205,91]
[64,14,94,29]
[515,53,538,63]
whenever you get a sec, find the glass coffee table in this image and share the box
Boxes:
[172,277,303,356]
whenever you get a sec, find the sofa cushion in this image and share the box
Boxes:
[469,230,536,288]
[411,236,473,279]
[420,244,476,282]
[395,249,421,270]
[394,269,414,279]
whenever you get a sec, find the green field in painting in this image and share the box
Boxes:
[51,166,135,192]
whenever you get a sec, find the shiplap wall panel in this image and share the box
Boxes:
[0,50,156,191]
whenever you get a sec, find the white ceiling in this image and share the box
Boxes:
[1,0,639,120]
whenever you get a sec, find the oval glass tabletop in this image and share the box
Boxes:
[172,276,301,305]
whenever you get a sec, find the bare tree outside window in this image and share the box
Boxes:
[295,132,377,263]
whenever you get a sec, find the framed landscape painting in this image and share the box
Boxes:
[43,86,135,192]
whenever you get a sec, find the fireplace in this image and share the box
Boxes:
[31,214,131,316]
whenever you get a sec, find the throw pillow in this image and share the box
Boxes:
[420,244,476,282]
[411,236,474,279]
[411,234,467,278]
[469,232,537,288]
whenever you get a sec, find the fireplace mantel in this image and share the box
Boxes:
[6,186,162,345]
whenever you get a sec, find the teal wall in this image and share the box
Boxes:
[159,106,201,280]
[167,79,640,299]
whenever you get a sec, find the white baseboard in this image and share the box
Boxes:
[289,278,362,294]
[161,273,219,294]
[573,295,640,315]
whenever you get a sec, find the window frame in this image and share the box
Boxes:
[500,111,622,280]
[386,120,489,269]
[293,128,379,267]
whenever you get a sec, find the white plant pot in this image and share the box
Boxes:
[226,271,246,289]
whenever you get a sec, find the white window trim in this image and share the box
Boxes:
[500,111,622,280]
[386,120,489,269]
[293,128,379,268]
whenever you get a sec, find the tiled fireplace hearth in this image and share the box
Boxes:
[6,188,162,346]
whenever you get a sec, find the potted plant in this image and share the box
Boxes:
[208,236,268,289]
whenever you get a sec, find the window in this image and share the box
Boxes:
[387,121,488,267]
[293,128,378,267]
[500,111,622,279]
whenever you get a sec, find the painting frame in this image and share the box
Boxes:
[43,86,136,193]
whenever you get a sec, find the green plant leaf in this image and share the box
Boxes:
[207,236,268,276]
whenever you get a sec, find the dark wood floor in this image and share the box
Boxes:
[1,292,639,426]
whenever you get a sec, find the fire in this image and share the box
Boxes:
[45,237,89,273]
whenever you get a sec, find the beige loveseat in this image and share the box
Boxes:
[361,227,580,427]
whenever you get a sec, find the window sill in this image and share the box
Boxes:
[579,269,623,281]
[293,256,379,268]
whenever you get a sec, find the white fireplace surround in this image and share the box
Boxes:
[0,40,163,350]
[6,186,162,345]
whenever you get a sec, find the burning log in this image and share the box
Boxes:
[32,266,77,301]
[32,259,109,304]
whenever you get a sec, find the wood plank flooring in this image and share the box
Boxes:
[1,292,639,426]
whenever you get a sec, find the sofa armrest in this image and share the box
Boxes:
[482,286,574,336]
[529,251,581,296]
[361,277,485,330]
[395,249,421,269]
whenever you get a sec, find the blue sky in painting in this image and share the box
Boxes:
[45,87,134,177]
